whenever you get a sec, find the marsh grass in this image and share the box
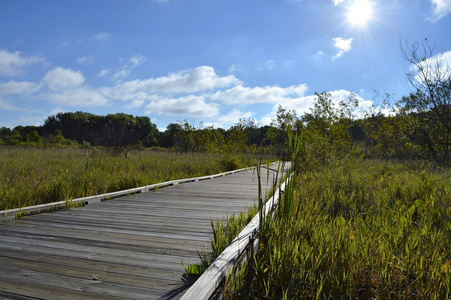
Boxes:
[0,147,265,210]
[224,159,451,299]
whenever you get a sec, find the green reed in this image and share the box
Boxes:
[0,147,265,210]
[224,159,451,299]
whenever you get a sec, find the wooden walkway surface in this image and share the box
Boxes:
[0,164,285,300]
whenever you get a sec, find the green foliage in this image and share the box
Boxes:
[224,159,451,299]
[295,91,361,169]
[219,154,243,171]
[43,111,159,147]
[181,260,204,281]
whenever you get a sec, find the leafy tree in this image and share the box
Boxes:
[226,122,248,154]
[175,121,196,153]
[266,106,299,158]
[159,123,182,148]
[42,112,159,149]
[0,127,13,145]
[302,91,360,164]
[195,126,225,153]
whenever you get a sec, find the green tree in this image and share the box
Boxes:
[159,123,182,148]
[226,123,248,154]
[266,106,298,158]
[175,121,196,153]
[302,91,360,164]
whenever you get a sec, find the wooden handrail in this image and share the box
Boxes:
[181,173,292,300]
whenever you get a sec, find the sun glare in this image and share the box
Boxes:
[347,0,373,27]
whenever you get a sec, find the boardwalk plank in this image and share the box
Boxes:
[0,163,287,299]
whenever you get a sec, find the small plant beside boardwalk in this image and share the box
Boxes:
[223,159,451,299]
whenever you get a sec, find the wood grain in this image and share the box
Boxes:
[0,163,286,299]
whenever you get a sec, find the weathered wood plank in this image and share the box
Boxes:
[181,173,291,300]
[0,248,184,283]
[0,162,288,299]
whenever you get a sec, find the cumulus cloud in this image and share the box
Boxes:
[145,95,218,117]
[211,84,309,105]
[144,66,241,93]
[429,0,451,22]
[0,50,43,77]
[43,67,85,90]
[333,37,353,52]
[123,99,145,109]
[0,80,40,94]
[410,50,451,84]
[217,109,254,127]
[48,88,108,107]
[258,89,372,126]
[332,37,353,60]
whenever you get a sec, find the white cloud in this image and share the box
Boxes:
[259,89,372,126]
[98,69,109,77]
[313,50,326,60]
[113,69,130,80]
[332,37,353,60]
[144,66,241,93]
[429,0,451,22]
[145,95,218,117]
[0,50,43,76]
[130,55,146,68]
[107,55,146,81]
[76,56,94,64]
[0,80,40,94]
[104,65,239,95]
[0,98,15,110]
[410,50,451,84]
[60,40,83,48]
[211,84,309,105]
[228,64,247,73]
[43,67,85,90]
[217,109,254,127]
[48,88,108,107]
[333,37,353,52]
[259,60,277,70]
[93,32,112,41]
[123,99,145,109]
[332,0,345,5]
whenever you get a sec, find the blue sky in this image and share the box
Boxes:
[1,0,451,130]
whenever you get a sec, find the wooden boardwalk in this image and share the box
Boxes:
[0,164,285,300]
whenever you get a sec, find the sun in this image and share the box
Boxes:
[347,0,373,27]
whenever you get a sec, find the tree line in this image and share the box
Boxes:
[1,39,449,168]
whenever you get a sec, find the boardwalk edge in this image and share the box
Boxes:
[0,166,258,221]
[181,170,292,300]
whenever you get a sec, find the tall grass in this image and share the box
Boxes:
[0,147,268,210]
[224,159,451,299]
